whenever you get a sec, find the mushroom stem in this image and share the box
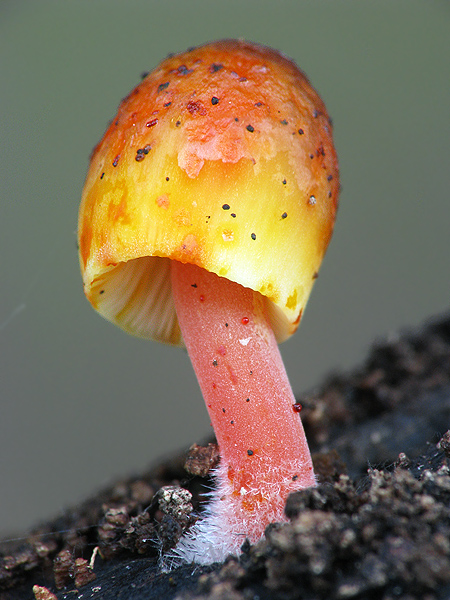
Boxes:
[170,260,316,564]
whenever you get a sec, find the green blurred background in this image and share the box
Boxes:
[1,0,449,538]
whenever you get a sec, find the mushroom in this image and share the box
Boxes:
[78,40,339,565]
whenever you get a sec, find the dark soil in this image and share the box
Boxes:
[1,313,450,600]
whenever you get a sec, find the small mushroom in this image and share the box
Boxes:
[78,40,339,565]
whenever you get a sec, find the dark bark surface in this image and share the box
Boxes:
[1,313,450,600]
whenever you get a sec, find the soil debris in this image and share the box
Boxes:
[184,443,220,477]
[32,586,57,600]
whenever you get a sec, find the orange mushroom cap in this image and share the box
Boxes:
[78,39,339,345]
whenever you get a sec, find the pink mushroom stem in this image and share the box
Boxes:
[171,260,315,563]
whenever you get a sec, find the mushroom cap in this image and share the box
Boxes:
[78,39,339,345]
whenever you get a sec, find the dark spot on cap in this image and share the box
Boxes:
[135,145,151,161]
[210,63,224,73]
[281,212,288,219]
[177,64,193,75]
[112,155,120,167]
[222,204,230,210]
[316,144,325,157]
[298,128,304,135]
[158,82,170,92]
[246,124,255,133]
[251,233,256,240]
[187,100,207,116]
[280,119,288,125]
[247,449,254,456]
[282,179,287,185]
[211,96,219,105]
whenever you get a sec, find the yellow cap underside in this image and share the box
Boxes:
[80,148,333,344]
